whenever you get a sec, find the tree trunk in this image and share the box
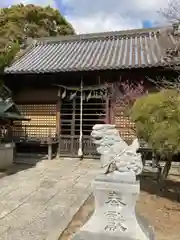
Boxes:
[158,160,172,190]
[162,160,172,180]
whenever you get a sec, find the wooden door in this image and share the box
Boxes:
[59,94,108,157]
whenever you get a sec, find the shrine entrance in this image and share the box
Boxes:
[59,89,109,158]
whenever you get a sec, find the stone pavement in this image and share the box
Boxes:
[0,158,101,240]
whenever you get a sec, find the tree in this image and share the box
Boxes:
[101,80,146,143]
[158,0,180,71]
[108,80,145,110]
[124,1,180,181]
[0,4,75,71]
[159,0,180,24]
[131,89,180,181]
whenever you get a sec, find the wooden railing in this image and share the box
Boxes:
[58,135,99,158]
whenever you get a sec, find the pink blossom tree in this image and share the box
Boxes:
[101,80,146,125]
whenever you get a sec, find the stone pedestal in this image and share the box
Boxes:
[72,171,154,240]
[0,142,15,170]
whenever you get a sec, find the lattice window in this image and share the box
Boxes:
[114,107,136,142]
[117,127,136,142]
[13,104,56,139]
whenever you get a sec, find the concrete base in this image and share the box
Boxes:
[72,171,155,240]
[73,212,155,240]
[0,142,15,170]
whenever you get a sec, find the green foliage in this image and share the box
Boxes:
[0,41,20,71]
[131,89,180,158]
[0,4,75,71]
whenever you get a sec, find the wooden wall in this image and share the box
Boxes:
[14,89,58,103]
[9,71,159,142]
[13,88,59,140]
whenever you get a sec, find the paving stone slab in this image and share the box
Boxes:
[0,158,100,240]
[0,227,46,240]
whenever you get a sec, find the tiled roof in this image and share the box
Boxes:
[4,26,176,74]
[0,100,28,120]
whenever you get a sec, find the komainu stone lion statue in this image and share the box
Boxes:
[91,124,143,175]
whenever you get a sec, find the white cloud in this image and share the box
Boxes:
[1,0,170,33]
[66,13,143,34]
[62,0,170,33]
[4,0,57,9]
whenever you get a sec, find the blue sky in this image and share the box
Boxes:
[55,0,68,15]
[143,20,153,28]
[0,0,169,33]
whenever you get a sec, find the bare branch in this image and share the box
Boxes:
[107,79,146,109]
[159,0,180,23]
[147,75,180,91]
[145,1,180,90]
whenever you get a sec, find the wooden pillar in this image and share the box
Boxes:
[105,93,110,124]
[56,89,61,135]
[110,101,115,124]
[71,98,76,156]
[48,129,52,160]
[56,89,61,157]
[108,83,115,124]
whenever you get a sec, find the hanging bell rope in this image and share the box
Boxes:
[78,79,83,158]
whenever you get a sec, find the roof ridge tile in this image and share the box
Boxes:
[35,26,168,44]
